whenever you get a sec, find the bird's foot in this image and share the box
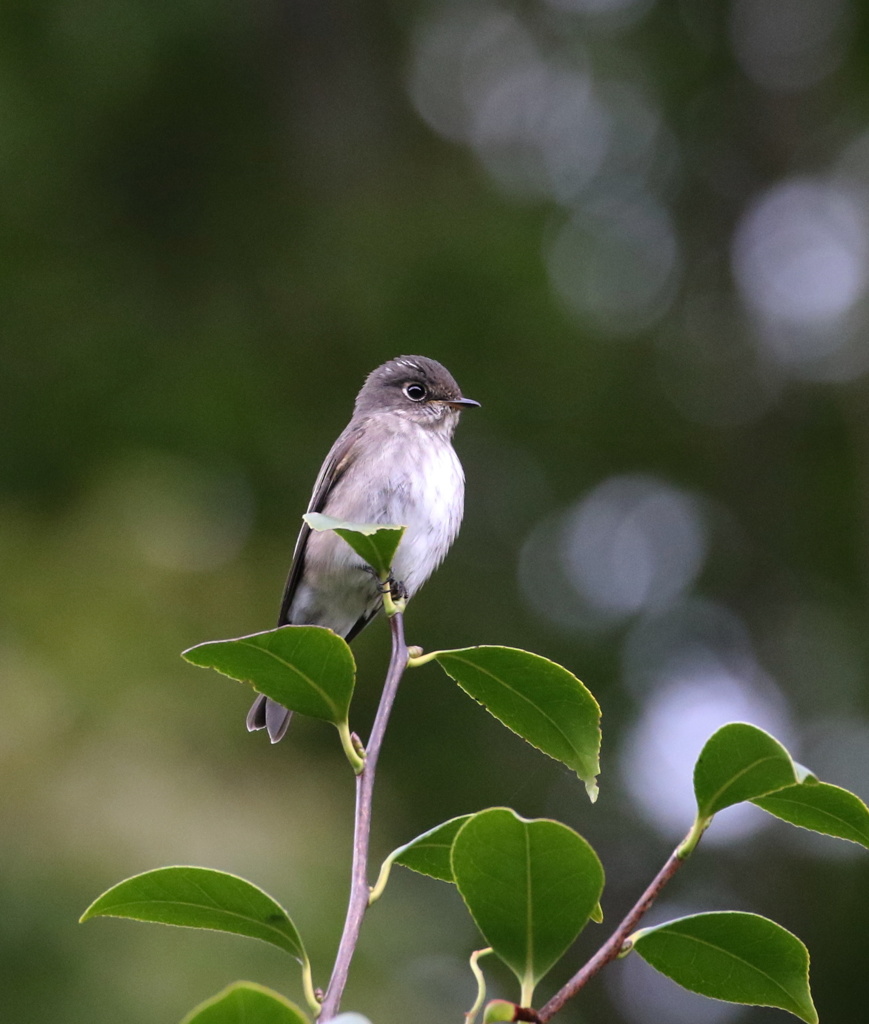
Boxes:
[375,573,407,615]
[371,570,406,598]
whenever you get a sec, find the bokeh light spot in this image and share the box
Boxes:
[730,0,849,94]
[732,178,868,330]
[519,476,706,632]
[564,475,706,617]
[546,195,680,334]
[620,665,794,843]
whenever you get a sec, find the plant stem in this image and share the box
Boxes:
[317,611,409,1021]
[536,835,691,1022]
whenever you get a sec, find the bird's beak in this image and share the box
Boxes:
[445,397,481,409]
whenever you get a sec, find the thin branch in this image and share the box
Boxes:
[537,842,688,1022]
[317,611,409,1021]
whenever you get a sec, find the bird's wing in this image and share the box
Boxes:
[344,603,380,642]
[277,421,366,627]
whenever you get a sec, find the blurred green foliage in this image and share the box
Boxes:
[3,1,869,1022]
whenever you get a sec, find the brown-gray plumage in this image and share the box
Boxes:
[247,355,479,742]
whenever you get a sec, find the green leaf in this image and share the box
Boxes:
[81,867,307,963]
[632,911,817,1024]
[432,647,601,801]
[753,780,869,848]
[183,625,355,726]
[694,722,799,818]
[304,512,405,578]
[452,808,604,1003]
[179,983,311,1024]
[370,814,473,904]
[793,762,818,783]
[393,814,473,882]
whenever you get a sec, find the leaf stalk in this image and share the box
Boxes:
[406,649,441,668]
[337,719,365,774]
[301,955,321,1017]
[464,947,493,1024]
[678,814,711,859]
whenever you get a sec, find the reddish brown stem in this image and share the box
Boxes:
[537,845,686,1022]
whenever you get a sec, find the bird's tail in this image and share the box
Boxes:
[246,693,293,743]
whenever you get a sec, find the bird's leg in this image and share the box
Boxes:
[363,565,407,602]
[367,569,407,616]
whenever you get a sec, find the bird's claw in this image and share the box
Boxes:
[377,573,407,612]
[377,574,407,598]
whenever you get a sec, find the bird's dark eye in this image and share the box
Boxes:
[403,382,427,402]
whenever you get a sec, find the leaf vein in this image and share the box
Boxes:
[97,899,296,947]
[704,754,793,811]
[238,640,338,714]
[446,655,585,761]
[665,930,803,1006]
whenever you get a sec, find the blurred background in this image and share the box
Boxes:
[3,0,869,1021]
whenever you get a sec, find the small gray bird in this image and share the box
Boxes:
[247,355,479,742]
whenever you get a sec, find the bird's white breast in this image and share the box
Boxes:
[388,429,465,596]
[322,416,465,598]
